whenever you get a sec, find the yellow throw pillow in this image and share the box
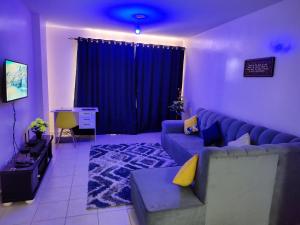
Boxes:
[173,154,199,187]
[184,116,199,135]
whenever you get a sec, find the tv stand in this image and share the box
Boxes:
[0,135,53,205]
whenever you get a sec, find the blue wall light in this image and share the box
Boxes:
[270,38,293,53]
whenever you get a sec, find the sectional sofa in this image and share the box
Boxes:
[131,108,300,225]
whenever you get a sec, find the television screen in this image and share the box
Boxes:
[4,60,28,102]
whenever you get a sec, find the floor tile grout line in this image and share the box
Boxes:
[29,161,57,225]
[127,208,133,225]
[31,150,73,225]
[97,207,101,225]
[63,145,78,225]
[28,204,39,225]
[30,216,66,224]
[32,212,102,223]
[65,139,95,224]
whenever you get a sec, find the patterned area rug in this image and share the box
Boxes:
[87,143,177,209]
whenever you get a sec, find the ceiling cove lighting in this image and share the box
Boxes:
[46,23,184,46]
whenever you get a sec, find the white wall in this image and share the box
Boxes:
[184,0,300,136]
[45,24,185,132]
[32,15,49,123]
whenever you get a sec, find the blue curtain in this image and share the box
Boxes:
[74,38,184,134]
[135,45,184,132]
[74,38,137,134]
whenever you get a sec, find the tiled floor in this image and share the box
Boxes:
[0,133,161,225]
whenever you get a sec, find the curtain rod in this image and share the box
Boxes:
[68,37,185,49]
[68,37,78,40]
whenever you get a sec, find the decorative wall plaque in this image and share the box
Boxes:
[244,57,275,77]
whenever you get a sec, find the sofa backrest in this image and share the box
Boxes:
[196,108,300,145]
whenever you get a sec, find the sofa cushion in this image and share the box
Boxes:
[228,133,251,147]
[257,129,279,145]
[166,134,204,165]
[202,122,222,146]
[168,134,204,150]
[290,137,300,143]
[184,116,199,135]
[226,120,247,143]
[271,133,297,144]
[131,167,203,212]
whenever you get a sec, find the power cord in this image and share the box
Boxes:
[12,102,19,157]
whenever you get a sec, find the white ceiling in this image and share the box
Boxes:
[22,0,282,37]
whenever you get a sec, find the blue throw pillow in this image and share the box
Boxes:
[197,118,202,137]
[202,121,222,146]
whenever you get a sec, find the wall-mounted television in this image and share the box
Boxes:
[3,59,28,102]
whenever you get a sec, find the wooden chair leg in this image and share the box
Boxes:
[57,128,64,144]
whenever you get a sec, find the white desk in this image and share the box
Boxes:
[51,107,99,142]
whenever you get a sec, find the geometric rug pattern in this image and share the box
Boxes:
[87,143,177,209]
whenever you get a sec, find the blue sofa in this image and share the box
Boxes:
[131,108,300,225]
[162,108,300,166]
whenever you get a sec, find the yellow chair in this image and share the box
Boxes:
[55,112,78,146]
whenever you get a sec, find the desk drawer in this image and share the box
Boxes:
[79,112,92,119]
[79,117,94,124]
[79,111,93,116]
[79,121,95,129]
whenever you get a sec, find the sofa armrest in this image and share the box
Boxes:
[197,145,280,225]
[194,144,280,203]
[162,120,184,134]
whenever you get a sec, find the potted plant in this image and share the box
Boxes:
[29,118,48,140]
[169,89,184,119]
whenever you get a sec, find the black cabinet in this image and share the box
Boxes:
[0,135,53,204]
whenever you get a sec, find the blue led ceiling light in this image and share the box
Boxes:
[106,4,167,26]
[133,14,147,20]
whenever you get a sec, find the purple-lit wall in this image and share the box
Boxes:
[0,0,43,168]
[184,0,300,136]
